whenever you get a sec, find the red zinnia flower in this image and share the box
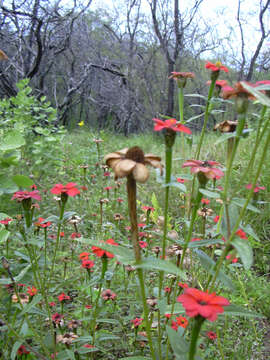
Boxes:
[103,172,111,177]
[58,292,70,302]
[79,252,90,261]
[207,79,228,88]
[213,215,220,223]
[51,183,80,197]
[71,232,81,239]
[92,238,118,258]
[139,241,148,248]
[83,344,94,348]
[131,317,143,328]
[236,229,247,239]
[201,198,210,205]
[0,218,13,225]
[207,331,217,340]
[205,61,228,73]
[116,198,124,203]
[60,232,65,237]
[176,316,189,328]
[191,237,201,242]
[52,313,63,324]
[12,190,41,202]
[34,217,52,228]
[164,286,171,293]
[49,302,56,307]
[177,178,186,183]
[27,286,38,296]
[222,82,256,100]
[178,282,189,289]
[177,288,230,322]
[182,160,224,180]
[17,345,30,355]
[81,260,95,269]
[169,71,195,80]
[142,205,155,212]
[245,183,265,193]
[226,255,238,263]
[153,118,192,134]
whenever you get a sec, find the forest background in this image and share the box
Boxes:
[1,0,270,135]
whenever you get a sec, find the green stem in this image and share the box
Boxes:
[180,185,204,268]
[48,201,65,285]
[189,316,205,360]
[195,76,217,160]
[207,122,270,290]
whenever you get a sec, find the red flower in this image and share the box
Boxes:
[207,79,228,87]
[85,305,92,309]
[236,229,247,239]
[49,302,56,307]
[207,331,217,340]
[153,118,192,134]
[103,172,111,177]
[52,313,63,324]
[164,286,171,293]
[83,344,94,348]
[58,292,70,302]
[245,183,265,193]
[138,223,146,228]
[142,205,155,212]
[191,237,201,242]
[116,198,124,203]
[27,286,38,296]
[12,190,41,202]
[0,218,13,225]
[176,316,189,328]
[205,61,228,73]
[104,186,113,191]
[92,238,118,258]
[213,215,220,223]
[79,252,90,261]
[177,178,186,183]
[101,289,117,301]
[222,82,256,100]
[34,217,52,228]
[17,345,30,355]
[81,260,95,269]
[226,255,238,263]
[169,71,195,79]
[60,232,65,237]
[139,241,148,248]
[182,160,224,180]
[71,232,81,239]
[177,288,230,322]
[178,282,189,289]
[51,183,80,197]
[131,317,143,328]
[201,198,210,205]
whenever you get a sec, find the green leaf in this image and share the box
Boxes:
[199,189,220,198]
[120,357,151,360]
[98,334,120,341]
[0,130,25,150]
[231,197,260,213]
[0,229,10,244]
[165,303,185,314]
[231,238,253,270]
[134,258,187,279]
[241,82,270,107]
[222,304,265,318]
[20,294,42,315]
[0,175,18,194]
[214,133,236,146]
[12,175,34,188]
[166,325,189,358]
[194,249,234,289]
[164,181,186,192]
[187,239,224,248]
[242,224,260,242]
[11,341,23,360]
[0,264,32,285]
[221,204,239,239]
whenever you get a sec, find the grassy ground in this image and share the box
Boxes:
[1,128,270,359]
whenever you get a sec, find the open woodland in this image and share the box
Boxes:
[1,0,270,359]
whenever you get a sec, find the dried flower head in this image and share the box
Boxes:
[101,289,117,301]
[104,146,163,183]
[12,293,29,304]
[67,319,82,329]
[214,120,238,133]
[0,49,8,60]
[56,333,78,344]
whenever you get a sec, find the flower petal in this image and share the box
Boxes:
[132,163,149,183]
[114,159,136,178]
